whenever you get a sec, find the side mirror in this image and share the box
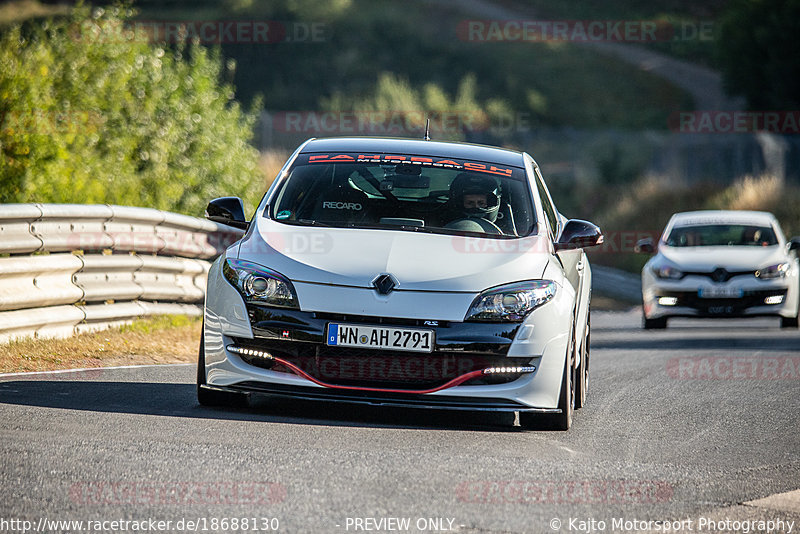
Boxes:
[554,219,603,251]
[205,197,249,230]
[635,237,656,254]
[789,237,800,251]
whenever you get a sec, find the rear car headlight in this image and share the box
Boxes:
[465,280,556,322]
[651,264,684,280]
[755,262,789,280]
[223,258,299,309]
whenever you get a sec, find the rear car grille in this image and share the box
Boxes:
[232,337,532,390]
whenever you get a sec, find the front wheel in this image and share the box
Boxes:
[643,315,667,329]
[197,325,249,408]
[521,338,575,431]
[780,315,799,328]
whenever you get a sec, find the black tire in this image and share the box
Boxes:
[780,315,799,328]
[575,311,590,410]
[643,315,667,329]
[197,325,248,408]
[520,335,575,431]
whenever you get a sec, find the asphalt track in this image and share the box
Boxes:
[1,310,798,533]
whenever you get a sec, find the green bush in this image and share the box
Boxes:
[0,6,263,216]
[718,0,800,110]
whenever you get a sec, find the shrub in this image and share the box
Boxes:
[0,6,264,216]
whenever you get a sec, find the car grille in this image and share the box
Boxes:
[682,269,755,282]
[231,337,532,390]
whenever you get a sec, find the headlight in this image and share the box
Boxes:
[223,258,299,308]
[651,264,684,280]
[465,280,556,322]
[755,263,789,280]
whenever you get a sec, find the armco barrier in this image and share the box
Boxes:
[0,204,243,343]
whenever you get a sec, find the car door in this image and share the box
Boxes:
[531,166,582,292]
[531,164,590,348]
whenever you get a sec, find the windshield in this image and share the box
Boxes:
[665,224,779,247]
[269,153,535,237]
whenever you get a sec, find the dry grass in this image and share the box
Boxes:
[0,316,202,374]
[711,174,783,211]
[0,0,69,25]
[588,173,800,273]
[258,149,290,191]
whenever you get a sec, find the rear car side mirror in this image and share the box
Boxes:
[206,197,249,230]
[554,219,603,251]
[635,237,656,254]
[789,236,800,251]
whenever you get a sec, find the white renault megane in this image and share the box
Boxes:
[198,137,603,429]
[637,210,800,329]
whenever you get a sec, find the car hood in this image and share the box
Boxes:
[236,218,550,292]
[658,245,787,271]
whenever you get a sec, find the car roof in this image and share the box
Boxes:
[669,210,777,227]
[298,137,527,168]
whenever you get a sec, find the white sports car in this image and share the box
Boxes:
[637,210,800,329]
[198,137,603,429]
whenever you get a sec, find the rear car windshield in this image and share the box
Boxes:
[269,153,535,237]
[665,224,779,247]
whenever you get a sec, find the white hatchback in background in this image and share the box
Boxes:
[636,210,800,329]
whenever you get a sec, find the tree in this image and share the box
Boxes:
[718,0,800,110]
[0,6,264,215]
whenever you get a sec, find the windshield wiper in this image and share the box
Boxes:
[295,219,333,227]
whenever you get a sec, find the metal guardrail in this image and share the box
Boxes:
[0,204,243,343]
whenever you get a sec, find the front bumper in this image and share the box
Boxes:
[642,272,797,319]
[202,258,573,411]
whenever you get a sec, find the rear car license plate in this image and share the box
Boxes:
[327,324,434,353]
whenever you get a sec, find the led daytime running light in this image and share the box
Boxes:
[228,345,274,360]
[483,366,536,374]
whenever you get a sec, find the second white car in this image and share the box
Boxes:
[637,210,800,329]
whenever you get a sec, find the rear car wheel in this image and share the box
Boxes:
[575,311,590,409]
[197,326,249,407]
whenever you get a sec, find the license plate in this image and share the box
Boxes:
[326,324,434,353]
[698,287,743,299]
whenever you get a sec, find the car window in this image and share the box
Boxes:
[666,224,779,247]
[269,153,535,238]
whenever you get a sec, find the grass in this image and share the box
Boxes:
[131,0,692,132]
[0,0,69,25]
[0,315,202,374]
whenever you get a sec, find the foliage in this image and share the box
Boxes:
[147,0,692,132]
[718,0,800,110]
[0,6,264,216]
[321,72,512,140]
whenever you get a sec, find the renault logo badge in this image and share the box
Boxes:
[372,274,397,295]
